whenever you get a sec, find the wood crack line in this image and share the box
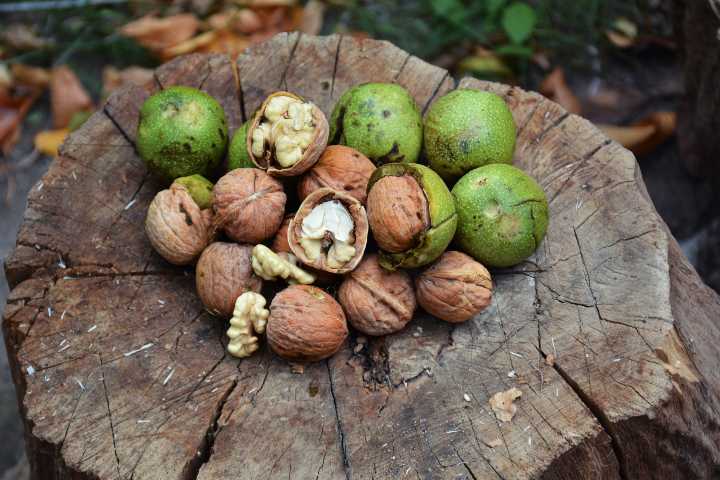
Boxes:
[326,361,351,480]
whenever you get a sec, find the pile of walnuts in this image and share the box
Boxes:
[145,91,493,363]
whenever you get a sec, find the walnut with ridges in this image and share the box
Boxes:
[298,145,376,204]
[338,254,416,336]
[415,251,492,323]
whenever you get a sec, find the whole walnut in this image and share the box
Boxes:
[415,251,492,323]
[338,254,416,336]
[266,285,348,362]
[213,168,287,244]
[271,214,294,254]
[145,183,214,265]
[298,145,376,204]
[196,242,262,317]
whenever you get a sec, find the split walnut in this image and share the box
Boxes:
[226,292,269,358]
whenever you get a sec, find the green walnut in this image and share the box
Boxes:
[366,163,457,270]
[424,89,516,183]
[330,83,422,165]
[137,86,228,182]
[172,174,214,209]
[227,121,255,171]
[452,164,548,268]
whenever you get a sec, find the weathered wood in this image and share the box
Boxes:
[3,33,720,480]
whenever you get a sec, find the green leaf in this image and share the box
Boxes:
[430,0,463,16]
[487,0,507,15]
[494,43,534,58]
[501,2,536,44]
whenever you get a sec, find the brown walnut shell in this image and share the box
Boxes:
[247,91,329,177]
[196,242,262,318]
[298,145,376,204]
[266,285,348,362]
[212,168,287,244]
[288,188,368,274]
[145,183,214,266]
[338,254,416,336]
[366,174,430,253]
[415,251,493,323]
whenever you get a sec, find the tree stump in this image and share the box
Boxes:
[3,33,720,480]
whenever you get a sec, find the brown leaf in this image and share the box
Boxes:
[1,24,51,51]
[597,111,676,157]
[208,8,263,34]
[50,66,93,129]
[489,387,522,422]
[299,0,325,35]
[606,17,638,49]
[0,89,40,155]
[120,14,200,52]
[539,67,581,115]
[102,66,154,96]
[35,128,69,157]
[239,0,297,5]
[11,64,50,89]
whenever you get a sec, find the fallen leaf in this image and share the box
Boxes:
[50,65,93,129]
[597,111,676,157]
[606,17,638,48]
[539,68,581,115]
[120,14,200,53]
[208,8,263,34]
[35,128,69,157]
[300,0,325,35]
[458,49,513,81]
[11,64,50,89]
[196,30,251,57]
[489,387,522,422]
[1,24,51,51]
[238,0,297,5]
[0,89,40,155]
[102,66,154,96]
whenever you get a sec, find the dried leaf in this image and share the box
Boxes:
[598,111,676,157]
[35,128,69,157]
[11,64,50,89]
[120,14,200,52]
[1,24,51,51]
[489,387,522,422]
[195,30,251,57]
[208,8,263,34]
[237,0,297,6]
[0,89,40,155]
[160,31,217,60]
[300,0,325,35]
[102,66,154,96]
[606,17,638,48]
[51,66,93,129]
[458,49,513,80]
[539,68,581,115]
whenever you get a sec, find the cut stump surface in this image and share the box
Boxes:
[4,33,720,480]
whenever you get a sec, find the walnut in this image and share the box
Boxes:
[266,285,348,362]
[196,242,262,317]
[212,168,287,244]
[251,244,315,285]
[338,254,416,336]
[226,292,269,358]
[271,213,294,254]
[145,183,214,265]
[298,145,376,204]
[248,91,329,176]
[288,188,368,274]
[415,251,493,323]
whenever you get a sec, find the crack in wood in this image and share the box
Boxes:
[329,34,343,99]
[326,361,351,480]
[278,32,302,90]
[98,352,123,479]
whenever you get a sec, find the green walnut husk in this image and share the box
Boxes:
[424,89,516,183]
[137,86,228,182]
[367,163,457,270]
[452,164,548,267]
[172,174,214,209]
[330,83,422,166]
[227,121,254,171]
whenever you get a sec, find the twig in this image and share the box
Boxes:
[0,0,126,12]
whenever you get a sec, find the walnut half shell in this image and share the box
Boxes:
[288,188,368,274]
[247,91,329,177]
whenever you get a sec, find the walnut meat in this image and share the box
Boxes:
[338,254,416,336]
[288,188,368,274]
[196,242,262,317]
[226,292,269,358]
[266,285,348,362]
[145,183,214,265]
[298,145,376,204]
[213,168,287,244]
[366,174,430,253]
[415,251,493,323]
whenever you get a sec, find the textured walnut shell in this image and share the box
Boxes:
[266,285,348,362]
[145,183,214,265]
[196,242,262,318]
[288,188,368,274]
[338,254,416,336]
[298,145,376,204]
[247,91,329,177]
[415,251,493,323]
[213,168,287,244]
[366,174,430,253]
